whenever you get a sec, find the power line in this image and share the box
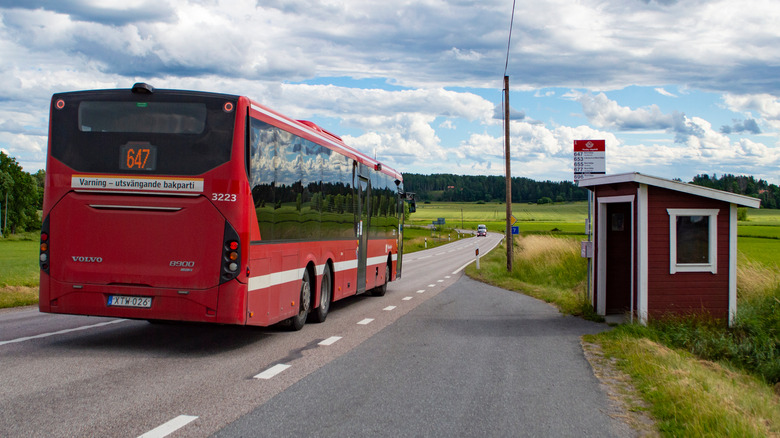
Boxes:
[504,0,517,76]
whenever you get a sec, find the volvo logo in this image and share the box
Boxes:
[72,256,103,263]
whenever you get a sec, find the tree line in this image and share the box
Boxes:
[402,172,777,207]
[0,152,43,235]
[402,173,589,204]
[690,174,780,209]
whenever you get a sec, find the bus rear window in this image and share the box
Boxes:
[50,91,237,176]
[79,102,207,134]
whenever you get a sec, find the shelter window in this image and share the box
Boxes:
[667,209,719,274]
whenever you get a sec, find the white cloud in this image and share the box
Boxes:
[655,88,676,97]
[723,93,780,131]
[577,92,682,131]
[1,0,779,184]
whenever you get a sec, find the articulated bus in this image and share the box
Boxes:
[39,83,413,330]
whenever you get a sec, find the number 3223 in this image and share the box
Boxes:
[212,193,237,202]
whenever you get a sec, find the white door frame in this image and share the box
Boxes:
[596,195,635,319]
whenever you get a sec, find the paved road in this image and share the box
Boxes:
[0,233,632,437]
[214,275,629,437]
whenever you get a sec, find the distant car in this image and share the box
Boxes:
[477,224,487,237]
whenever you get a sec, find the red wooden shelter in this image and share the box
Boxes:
[578,173,760,325]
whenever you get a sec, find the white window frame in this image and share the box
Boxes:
[667,208,719,274]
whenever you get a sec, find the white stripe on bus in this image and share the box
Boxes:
[248,254,395,292]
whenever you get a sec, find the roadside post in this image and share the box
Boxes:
[475,246,480,270]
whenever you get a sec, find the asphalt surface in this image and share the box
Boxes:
[1,234,633,437]
[214,275,630,437]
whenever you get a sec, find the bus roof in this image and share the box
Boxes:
[53,84,402,182]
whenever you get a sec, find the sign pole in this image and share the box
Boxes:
[574,139,605,306]
[504,75,512,272]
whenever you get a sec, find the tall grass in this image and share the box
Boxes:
[466,235,600,320]
[592,329,780,437]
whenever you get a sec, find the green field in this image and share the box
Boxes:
[0,239,39,288]
[409,201,589,234]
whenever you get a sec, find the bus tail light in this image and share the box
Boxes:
[221,221,241,283]
[40,216,50,273]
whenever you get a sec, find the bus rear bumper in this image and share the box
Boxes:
[39,277,246,325]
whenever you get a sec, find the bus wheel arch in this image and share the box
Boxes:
[289,263,315,331]
[310,261,332,323]
[372,256,392,297]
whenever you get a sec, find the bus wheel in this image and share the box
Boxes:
[289,269,311,331]
[310,265,331,323]
[372,263,390,297]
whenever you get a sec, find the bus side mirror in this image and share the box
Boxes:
[404,192,416,213]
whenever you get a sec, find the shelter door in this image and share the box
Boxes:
[605,202,632,313]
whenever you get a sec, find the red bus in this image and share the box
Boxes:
[39,83,412,330]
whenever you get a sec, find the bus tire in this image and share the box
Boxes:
[372,262,390,297]
[289,269,311,331]
[310,265,331,323]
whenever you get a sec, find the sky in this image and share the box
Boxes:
[1,0,780,184]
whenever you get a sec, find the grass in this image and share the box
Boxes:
[466,235,600,320]
[409,201,588,232]
[0,239,39,288]
[590,328,780,437]
[403,225,472,253]
[0,232,40,309]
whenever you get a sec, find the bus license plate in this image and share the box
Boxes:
[107,295,152,308]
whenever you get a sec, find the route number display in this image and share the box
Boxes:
[120,143,157,171]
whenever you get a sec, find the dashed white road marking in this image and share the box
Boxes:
[137,415,198,438]
[402,297,413,301]
[416,290,425,294]
[437,279,444,283]
[0,319,127,347]
[254,364,291,380]
[383,306,396,311]
[319,336,342,346]
[427,284,436,288]
[357,318,374,325]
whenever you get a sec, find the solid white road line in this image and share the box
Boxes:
[137,415,198,438]
[254,364,291,380]
[0,319,127,347]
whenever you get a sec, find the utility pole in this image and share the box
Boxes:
[504,75,513,272]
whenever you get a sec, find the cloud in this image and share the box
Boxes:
[720,119,761,134]
[577,92,685,131]
[493,104,528,121]
[0,0,176,26]
[655,88,677,97]
[1,0,780,185]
